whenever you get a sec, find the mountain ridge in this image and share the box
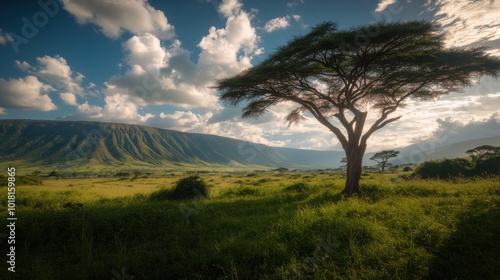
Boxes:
[0,119,342,170]
[0,119,497,171]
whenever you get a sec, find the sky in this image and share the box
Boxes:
[0,0,499,152]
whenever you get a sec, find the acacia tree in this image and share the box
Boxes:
[370,150,400,171]
[215,21,500,194]
[466,145,500,163]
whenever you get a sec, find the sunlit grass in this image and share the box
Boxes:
[1,172,498,279]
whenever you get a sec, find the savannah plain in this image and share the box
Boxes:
[1,169,498,279]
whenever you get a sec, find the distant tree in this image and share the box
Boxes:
[340,157,348,172]
[370,150,400,171]
[275,167,289,173]
[466,145,500,163]
[340,157,347,164]
[215,21,500,194]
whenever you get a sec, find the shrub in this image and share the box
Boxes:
[169,175,209,200]
[403,166,413,172]
[149,175,209,201]
[413,158,472,179]
[283,181,310,193]
[473,154,500,176]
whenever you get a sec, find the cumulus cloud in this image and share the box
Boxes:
[146,111,213,132]
[65,93,153,123]
[0,76,56,111]
[428,0,500,48]
[62,0,175,39]
[424,113,500,147]
[203,101,339,149]
[197,7,262,81]
[16,55,86,96]
[0,29,13,45]
[263,17,290,32]
[60,92,78,106]
[375,0,397,12]
[262,15,302,33]
[291,14,302,22]
[105,34,217,108]
[218,0,243,17]
[104,0,261,109]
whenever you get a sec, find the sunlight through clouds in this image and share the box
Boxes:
[427,0,500,48]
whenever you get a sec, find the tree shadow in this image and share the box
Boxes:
[427,199,500,279]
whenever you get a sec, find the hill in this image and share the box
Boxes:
[0,119,343,170]
[1,119,497,172]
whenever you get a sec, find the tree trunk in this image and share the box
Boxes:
[342,145,365,194]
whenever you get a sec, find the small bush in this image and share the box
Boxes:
[283,181,310,193]
[413,158,472,179]
[403,166,413,172]
[169,175,210,200]
[473,154,500,176]
[149,175,209,201]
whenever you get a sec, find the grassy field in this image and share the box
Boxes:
[1,172,499,279]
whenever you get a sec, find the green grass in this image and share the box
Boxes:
[1,173,499,279]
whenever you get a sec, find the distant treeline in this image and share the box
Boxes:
[412,146,500,179]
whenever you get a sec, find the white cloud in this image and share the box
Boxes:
[60,92,78,106]
[0,108,5,115]
[103,0,261,110]
[74,102,103,118]
[102,94,153,122]
[218,0,243,17]
[0,29,13,45]
[375,0,397,12]
[62,0,174,39]
[428,0,500,48]
[197,7,262,82]
[146,111,213,132]
[0,76,56,111]
[424,113,500,146]
[105,34,218,108]
[16,55,85,96]
[15,61,30,72]
[124,33,167,71]
[291,14,302,22]
[287,0,304,8]
[263,17,290,33]
[68,93,153,123]
[205,101,339,149]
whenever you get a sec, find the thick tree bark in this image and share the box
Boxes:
[342,144,366,194]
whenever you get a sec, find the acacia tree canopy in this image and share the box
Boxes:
[215,21,500,194]
[466,145,500,162]
[370,150,400,171]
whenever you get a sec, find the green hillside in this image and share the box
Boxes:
[0,119,339,171]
